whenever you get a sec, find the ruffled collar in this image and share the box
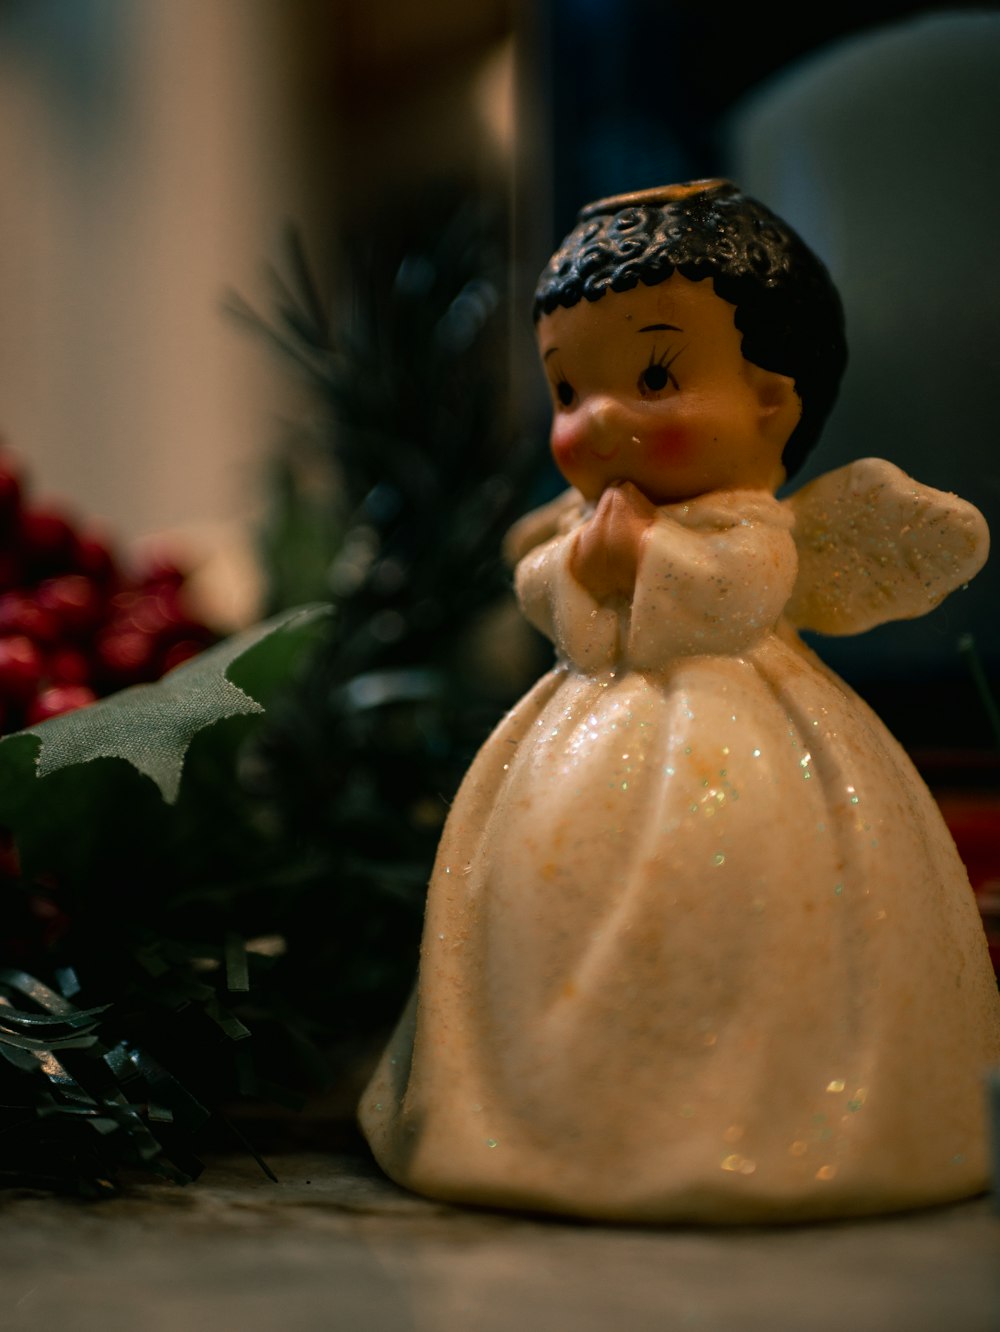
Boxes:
[657,487,792,531]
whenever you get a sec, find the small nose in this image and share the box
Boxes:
[584,395,620,439]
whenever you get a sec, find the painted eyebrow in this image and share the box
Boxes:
[543,347,560,362]
[638,323,682,333]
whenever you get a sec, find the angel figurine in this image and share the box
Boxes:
[359,180,1000,1222]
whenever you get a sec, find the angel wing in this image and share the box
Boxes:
[785,457,989,635]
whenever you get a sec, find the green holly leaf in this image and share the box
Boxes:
[0,604,329,806]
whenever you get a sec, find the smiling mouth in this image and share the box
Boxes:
[590,445,619,461]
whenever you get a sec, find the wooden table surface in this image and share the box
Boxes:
[0,1148,997,1331]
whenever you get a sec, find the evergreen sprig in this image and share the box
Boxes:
[230,203,542,1051]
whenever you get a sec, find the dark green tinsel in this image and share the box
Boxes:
[0,612,327,1193]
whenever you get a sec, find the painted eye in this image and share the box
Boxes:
[556,380,575,407]
[639,363,670,393]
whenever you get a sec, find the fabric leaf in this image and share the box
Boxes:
[0,604,328,804]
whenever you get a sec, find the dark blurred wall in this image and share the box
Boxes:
[528,1,1000,728]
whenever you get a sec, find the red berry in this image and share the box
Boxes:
[139,555,186,587]
[36,575,103,635]
[74,533,117,583]
[0,454,23,528]
[162,639,205,672]
[130,588,185,637]
[48,645,91,685]
[0,635,43,703]
[26,890,71,947]
[26,684,97,725]
[0,447,217,719]
[0,829,20,879]
[109,588,140,616]
[19,509,76,575]
[0,551,23,592]
[95,627,159,683]
[0,592,61,644]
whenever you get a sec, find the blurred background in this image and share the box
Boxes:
[0,0,998,720]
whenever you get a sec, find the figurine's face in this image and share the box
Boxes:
[536,274,801,504]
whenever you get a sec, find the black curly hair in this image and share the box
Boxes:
[533,180,847,477]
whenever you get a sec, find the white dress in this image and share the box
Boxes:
[359,458,1000,1222]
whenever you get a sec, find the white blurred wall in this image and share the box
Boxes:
[0,0,312,625]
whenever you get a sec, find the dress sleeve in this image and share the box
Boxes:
[785,458,989,635]
[502,488,584,567]
[628,505,798,667]
[514,532,620,671]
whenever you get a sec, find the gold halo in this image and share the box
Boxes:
[578,179,731,220]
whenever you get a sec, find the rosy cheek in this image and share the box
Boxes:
[551,417,583,469]
[646,425,693,464]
